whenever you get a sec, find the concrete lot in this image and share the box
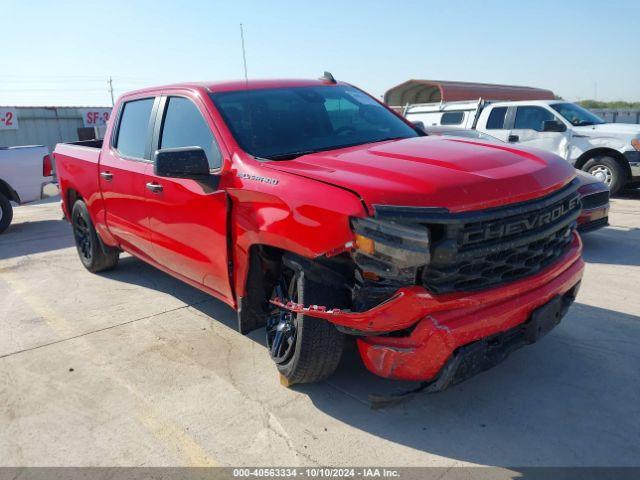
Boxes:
[0,194,639,467]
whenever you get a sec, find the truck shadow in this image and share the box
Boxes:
[294,302,640,466]
[581,227,640,267]
[0,219,74,261]
[102,257,640,466]
[617,187,640,200]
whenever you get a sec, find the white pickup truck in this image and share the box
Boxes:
[405,100,640,195]
[0,145,56,233]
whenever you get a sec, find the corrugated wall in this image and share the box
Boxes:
[590,109,640,124]
[0,107,108,153]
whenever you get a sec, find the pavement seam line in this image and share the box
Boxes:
[0,298,213,360]
[1,271,218,466]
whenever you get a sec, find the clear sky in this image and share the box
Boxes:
[3,0,639,106]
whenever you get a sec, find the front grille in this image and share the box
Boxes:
[423,224,574,292]
[581,191,609,210]
[421,182,581,294]
[374,179,582,295]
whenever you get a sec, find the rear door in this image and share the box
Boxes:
[508,105,570,157]
[477,106,511,142]
[145,93,232,300]
[99,96,157,258]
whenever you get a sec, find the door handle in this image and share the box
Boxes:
[100,171,113,181]
[508,135,519,143]
[146,182,163,194]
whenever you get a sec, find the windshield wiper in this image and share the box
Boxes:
[264,137,411,161]
[370,136,408,143]
[266,150,319,160]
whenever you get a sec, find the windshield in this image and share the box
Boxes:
[551,102,605,126]
[210,85,419,160]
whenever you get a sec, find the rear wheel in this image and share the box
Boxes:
[583,156,627,196]
[0,193,13,234]
[71,200,119,272]
[266,267,346,385]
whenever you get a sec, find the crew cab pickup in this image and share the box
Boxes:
[0,145,56,233]
[54,77,584,388]
[405,99,640,195]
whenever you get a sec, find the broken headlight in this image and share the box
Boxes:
[350,217,431,277]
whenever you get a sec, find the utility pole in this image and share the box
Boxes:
[108,76,115,106]
[240,24,248,85]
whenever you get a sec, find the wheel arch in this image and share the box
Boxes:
[236,243,354,334]
[236,244,286,334]
[0,178,21,204]
[575,148,630,179]
[65,188,83,218]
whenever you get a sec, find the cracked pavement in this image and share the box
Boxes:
[0,195,639,467]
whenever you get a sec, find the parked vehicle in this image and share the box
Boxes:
[0,145,56,233]
[413,124,501,141]
[405,100,640,195]
[575,171,610,233]
[54,77,584,388]
[418,126,610,232]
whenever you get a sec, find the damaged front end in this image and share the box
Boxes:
[349,216,431,313]
[269,215,433,335]
[270,179,584,383]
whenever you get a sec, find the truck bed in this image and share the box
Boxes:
[0,145,52,204]
[54,140,103,218]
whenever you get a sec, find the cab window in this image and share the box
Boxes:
[115,98,155,159]
[160,97,222,169]
[486,107,507,129]
[514,106,556,132]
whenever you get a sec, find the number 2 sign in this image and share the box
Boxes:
[0,109,19,130]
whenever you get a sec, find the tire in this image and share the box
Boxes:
[583,156,627,196]
[266,267,346,385]
[0,193,13,234]
[71,200,119,272]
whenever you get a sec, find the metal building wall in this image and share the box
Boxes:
[0,107,109,153]
[590,109,640,124]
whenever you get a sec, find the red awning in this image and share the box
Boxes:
[384,79,554,107]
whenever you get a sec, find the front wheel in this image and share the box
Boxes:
[583,156,627,196]
[0,193,13,234]
[71,200,119,272]
[266,267,346,386]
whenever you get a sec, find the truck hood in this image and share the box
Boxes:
[573,122,640,138]
[266,136,576,213]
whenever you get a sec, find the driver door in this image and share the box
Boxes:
[145,93,232,301]
[508,106,570,159]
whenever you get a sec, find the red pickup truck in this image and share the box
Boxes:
[54,77,584,389]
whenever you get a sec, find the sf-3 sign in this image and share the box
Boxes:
[80,108,111,127]
[0,108,18,130]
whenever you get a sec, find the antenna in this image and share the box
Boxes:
[108,76,115,106]
[240,23,249,86]
[319,71,336,84]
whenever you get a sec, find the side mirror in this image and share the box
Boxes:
[411,120,426,133]
[154,147,210,179]
[542,120,567,133]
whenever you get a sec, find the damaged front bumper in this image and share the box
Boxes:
[357,234,583,381]
[273,233,583,383]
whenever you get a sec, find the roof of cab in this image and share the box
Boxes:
[121,79,342,97]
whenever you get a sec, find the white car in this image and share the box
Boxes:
[0,145,57,233]
[405,100,640,195]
